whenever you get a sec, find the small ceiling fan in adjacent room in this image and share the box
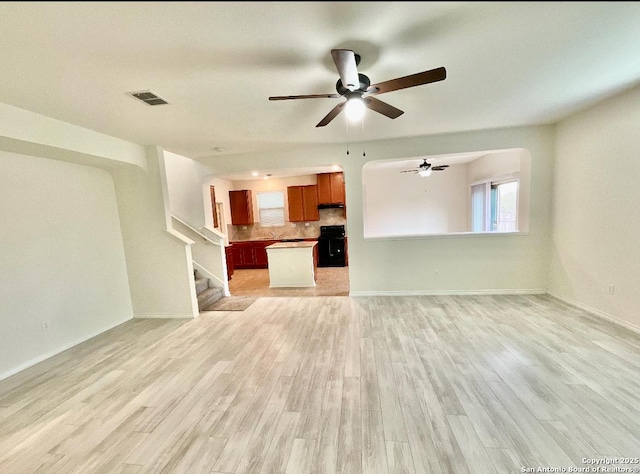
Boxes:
[401,159,449,177]
[269,49,446,127]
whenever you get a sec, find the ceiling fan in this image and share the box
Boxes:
[401,159,449,177]
[269,49,446,127]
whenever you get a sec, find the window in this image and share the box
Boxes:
[257,191,285,227]
[471,179,518,232]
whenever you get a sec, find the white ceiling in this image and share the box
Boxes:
[1,2,639,166]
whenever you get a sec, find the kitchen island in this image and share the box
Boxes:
[265,241,317,288]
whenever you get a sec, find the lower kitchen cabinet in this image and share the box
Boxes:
[225,246,234,280]
[253,240,275,267]
[230,240,278,269]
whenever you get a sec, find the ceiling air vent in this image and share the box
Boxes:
[129,90,168,106]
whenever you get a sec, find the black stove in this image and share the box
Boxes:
[317,225,346,267]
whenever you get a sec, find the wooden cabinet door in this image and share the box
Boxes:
[253,240,277,268]
[225,246,234,280]
[317,172,345,204]
[287,186,304,222]
[231,244,242,268]
[229,190,254,225]
[231,242,254,268]
[289,185,319,222]
[344,237,348,266]
[317,173,332,204]
[302,185,319,221]
[239,244,254,267]
[330,172,345,204]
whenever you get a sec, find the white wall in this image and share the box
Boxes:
[163,150,209,228]
[0,151,133,379]
[363,163,469,236]
[466,151,521,183]
[549,84,640,330]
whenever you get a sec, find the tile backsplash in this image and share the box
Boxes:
[230,208,346,241]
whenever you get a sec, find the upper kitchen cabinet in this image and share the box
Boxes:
[287,185,319,222]
[229,190,254,225]
[317,172,345,205]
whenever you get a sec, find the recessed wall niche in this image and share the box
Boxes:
[362,148,531,238]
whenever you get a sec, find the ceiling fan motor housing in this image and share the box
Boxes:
[336,73,371,96]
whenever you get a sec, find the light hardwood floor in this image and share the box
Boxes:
[1,294,639,473]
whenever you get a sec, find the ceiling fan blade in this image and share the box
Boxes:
[367,67,447,95]
[432,165,449,171]
[269,93,340,101]
[316,102,346,127]
[331,49,360,92]
[363,96,404,119]
[400,169,418,173]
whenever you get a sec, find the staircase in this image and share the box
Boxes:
[194,270,224,312]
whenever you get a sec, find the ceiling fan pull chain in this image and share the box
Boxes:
[346,119,350,155]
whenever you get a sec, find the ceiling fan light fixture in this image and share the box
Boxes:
[345,96,365,122]
[418,168,432,178]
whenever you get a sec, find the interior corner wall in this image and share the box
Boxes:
[363,163,469,236]
[0,151,133,380]
[549,84,640,330]
[163,150,207,228]
[111,148,197,319]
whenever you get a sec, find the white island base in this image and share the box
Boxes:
[265,241,317,288]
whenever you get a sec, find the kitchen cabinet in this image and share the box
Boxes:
[287,185,319,222]
[230,242,250,268]
[344,237,348,266]
[253,240,277,267]
[231,240,277,269]
[317,172,345,205]
[225,246,234,280]
[229,190,254,225]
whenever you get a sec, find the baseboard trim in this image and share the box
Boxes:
[0,316,132,383]
[349,288,546,297]
[546,291,640,335]
[134,312,196,319]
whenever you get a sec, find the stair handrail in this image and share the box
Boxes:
[171,215,219,246]
[198,226,227,247]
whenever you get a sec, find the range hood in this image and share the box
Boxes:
[318,203,345,209]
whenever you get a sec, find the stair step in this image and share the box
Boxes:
[195,277,209,295]
[197,286,224,311]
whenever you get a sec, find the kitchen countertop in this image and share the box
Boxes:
[231,237,318,243]
[266,241,317,249]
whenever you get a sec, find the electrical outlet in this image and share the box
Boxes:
[434,269,440,277]
[608,284,615,295]
[305,222,310,227]
[41,321,50,331]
